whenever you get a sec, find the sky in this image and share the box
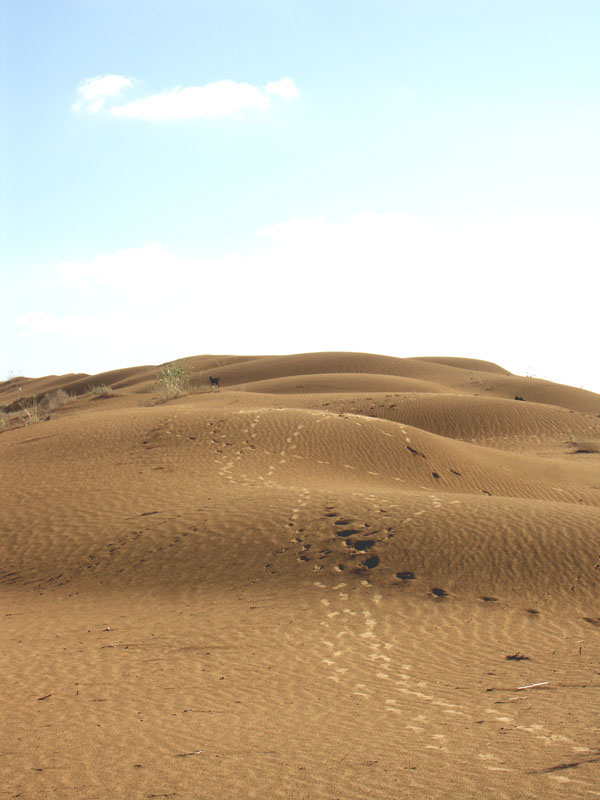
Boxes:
[2,0,600,393]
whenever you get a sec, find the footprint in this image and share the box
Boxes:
[350,540,376,551]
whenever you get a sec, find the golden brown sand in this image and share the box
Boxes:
[1,352,600,799]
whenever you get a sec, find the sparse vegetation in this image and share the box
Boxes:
[156,360,192,397]
[0,387,76,431]
[89,384,114,397]
[46,388,75,410]
[17,390,45,425]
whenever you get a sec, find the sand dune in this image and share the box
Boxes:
[1,352,600,799]
[229,371,453,395]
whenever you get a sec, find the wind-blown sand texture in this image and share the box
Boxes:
[1,351,600,799]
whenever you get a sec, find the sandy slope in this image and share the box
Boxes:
[1,352,600,799]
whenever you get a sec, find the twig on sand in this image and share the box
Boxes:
[37,694,52,701]
[182,709,227,713]
[100,643,140,648]
[147,795,179,798]
[174,747,276,758]
[516,681,549,691]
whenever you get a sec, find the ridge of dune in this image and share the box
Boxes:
[234,371,454,395]
[290,392,600,452]
[188,351,507,390]
[3,350,598,413]
[411,355,512,374]
[2,351,600,800]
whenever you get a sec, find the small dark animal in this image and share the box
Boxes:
[209,375,220,390]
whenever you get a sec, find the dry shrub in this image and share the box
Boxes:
[46,389,75,410]
[89,384,114,397]
[156,360,191,397]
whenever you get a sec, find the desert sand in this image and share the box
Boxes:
[1,351,599,799]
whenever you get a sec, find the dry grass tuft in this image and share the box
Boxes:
[17,391,46,425]
[88,384,115,397]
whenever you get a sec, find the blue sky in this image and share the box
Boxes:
[2,0,600,392]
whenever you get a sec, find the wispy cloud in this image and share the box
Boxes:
[72,74,136,113]
[72,75,299,120]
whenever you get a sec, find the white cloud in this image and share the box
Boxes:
[72,75,299,120]
[264,77,299,99]
[14,212,600,392]
[72,74,135,113]
[111,80,270,121]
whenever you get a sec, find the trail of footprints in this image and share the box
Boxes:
[306,532,599,793]
[210,410,455,489]
[286,492,461,578]
[211,412,272,487]
[207,412,597,789]
[211,411,308,488]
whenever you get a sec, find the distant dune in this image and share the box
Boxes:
[1,352,599,799]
